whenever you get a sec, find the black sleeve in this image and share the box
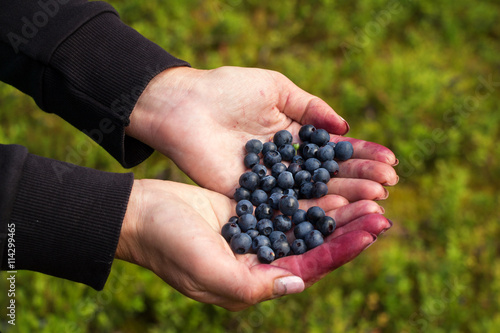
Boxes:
[0,144,133,290]
[0,0,190,168]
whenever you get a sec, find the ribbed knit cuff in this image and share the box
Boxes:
[6,153,134,290]
[43,11,190,168]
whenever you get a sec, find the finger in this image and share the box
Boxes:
[329,213,392,239]
[275,73,349,135]
[327,178,389,202]
[338,159,399,186]
[298,194,349,212]
[330,200,385,228]
[331,135,398,165]
[272,230,376,286]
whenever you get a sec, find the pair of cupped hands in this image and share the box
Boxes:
[115,66,399,311]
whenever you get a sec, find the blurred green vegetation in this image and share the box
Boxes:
[1,0,500,332]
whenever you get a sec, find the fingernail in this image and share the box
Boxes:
[392,158,399,166]
[274,276,305,296]
[382,176,399,186]
[363,234,378,250]
[379,206,385,214]
[376,188,389,200]
[379,219,393,235]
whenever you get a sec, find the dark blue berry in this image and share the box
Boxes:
[274,215,292,232]
[259,175,277,192]
[316,216,336,236]
[287,163,302,177]
[277,171,294,189]
[238,214,257,232]
[327,141,336,149]
[317,145,335,162]
[255,203,274,220]
[312,182,329,198]
[251,164,267,178]
[235,199,253,216]
[304,158,321,173]
[246,229,260,239]
[292,209,308,225]
[293,221,315,240]
[292,155,305,166]
[257,245,275,263]
[256,218,274,236]
[244,153,260,169]
[283,188,297,198]
[299,182,314,199]
[271,163,287,178]
[302,143,319,159]
[245,139,263,154]
[262,142,277,155]
[221,221,241,242]
[334,141,354,161]
[291,239,307,255]
[273,130,293,148]
[268,192,284,210]
[298,141,309,156]
[230,233,252,254]
[278,144,296,161]
[310,128,330,146]
[263,150,282,168]
[250,189,268,206]
[234,187,251,202]
[239,171,260,191]
[299,124,316,142]
[252,235,271,252]
[228,216,239,224]
[304,230,324,249]
[307,206,325,225]
[279,195,299,216]
[270,187,284,195]
[269,230,287,244]
[322,160,340,177]
[272,239,291,258]
[294,170,312,187]
[312,168,331,184]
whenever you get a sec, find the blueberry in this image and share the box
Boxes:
[251,164,267,178]
[259,175,277,192]
[272,239,291,258]
[269,187,284,195]
[312,168,331,184]
[283,188,297,198]
[234,187,251,202]
[271,163,287,178]
[327,141,336,149]
[294,170,312,187]
[256,218,274,236]
[299,124,316,142]
[274,215,293,232]
[304,230,324,249]
[262,142,277,155]
[257,245,275,264]
[239,171,260,191]
[287,163,302,177]
[278,144,296,161]
[228,216,239,224]
[244,153,260,169]
[291,239,307,255]
[302,143,319,159]
[279,195,299,216]
[230,233,253,254]
[322,160,340,177]
[312,182,329,198]
[250,189,268,206]
[263,150,282,168]
[334,141,354,161]
[277,171,294,189]
[317,145,335,162]
[292,155,305,166]
[268,192,284,210]
[235,199,253,216]
[238,214,257,232]
[255,203,274,221]
[316,216,336,236]
[252,235,271,252]
[269,230,287,244]
[299,182,314,199]
[246,229,260,239]
[310,129,330,146]
[245,139,263,154]
[293,221,315,240]
[273,130,293,148]
[298,141,309,156]
[221,221,241,242]
[291,209,308,225]
[304,158,321,173]
[307,206,325,225]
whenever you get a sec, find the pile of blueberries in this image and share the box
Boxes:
[221,124,354,264]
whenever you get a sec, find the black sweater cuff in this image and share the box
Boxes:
[1,146,133,290]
